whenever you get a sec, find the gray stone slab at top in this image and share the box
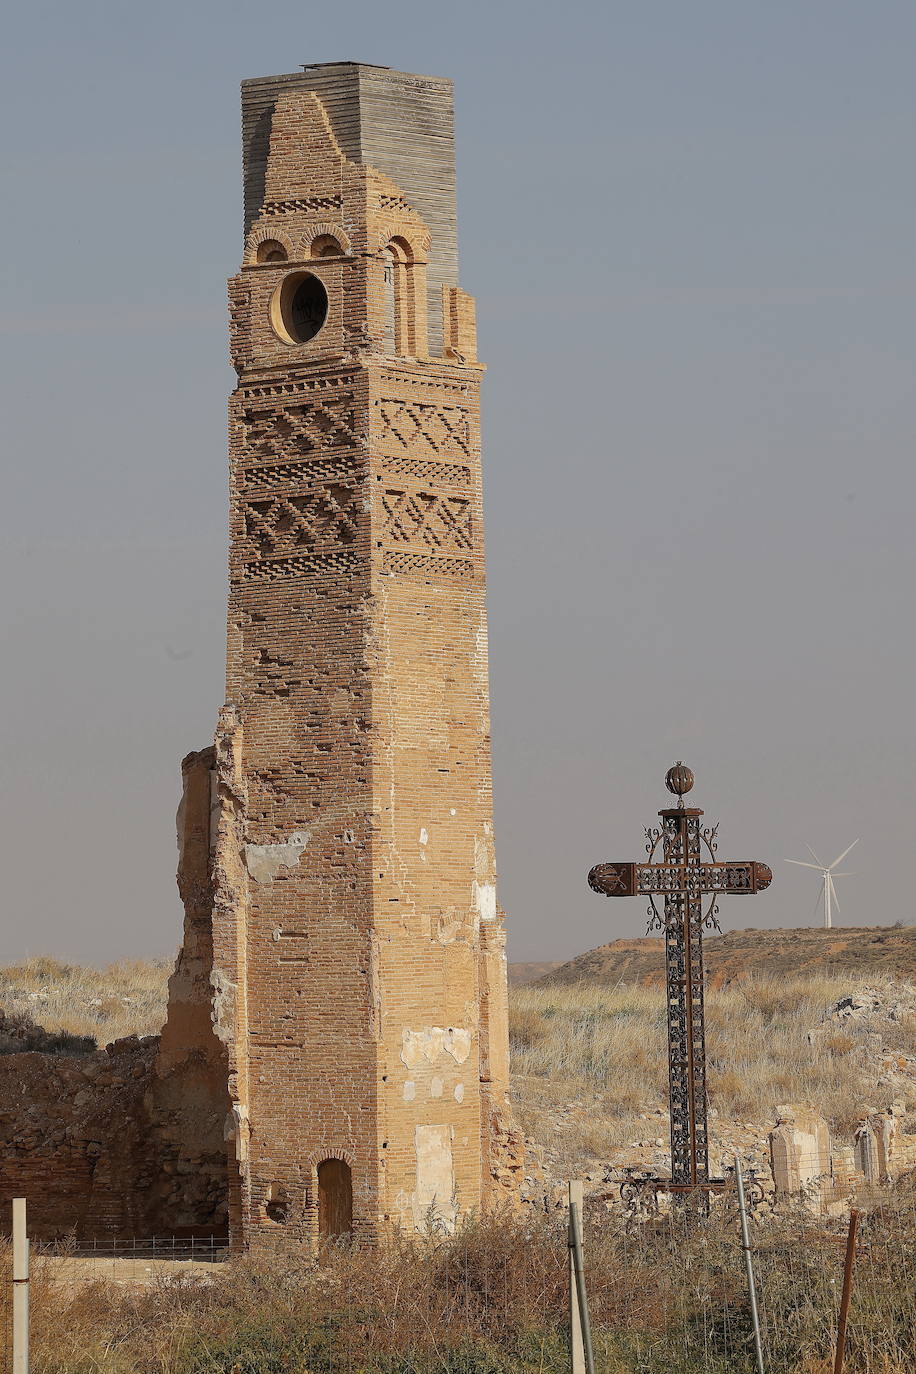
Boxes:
[240,62,458,359]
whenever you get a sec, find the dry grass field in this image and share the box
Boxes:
[2,953,916,1370]
[2,954,916,1185]
[4,1196,916,1372]
[510,973,916,1179]
[0,956,168,1049]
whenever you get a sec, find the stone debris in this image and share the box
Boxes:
[825,984,916,1023]
[854,1108,898,1184]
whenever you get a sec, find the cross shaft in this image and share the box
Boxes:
[588,765,771,1195]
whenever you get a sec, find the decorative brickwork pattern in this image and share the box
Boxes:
[381,488,473,551]
[380,456,471,486]
[377,399,470,455]
[211,67,522,1249]
[242,397,360,457]
[0,64,522,1252]
[382,550,474,580]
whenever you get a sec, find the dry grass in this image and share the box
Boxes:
[3,956,914,1160]
[2,1195,916,1372]
[1,959,916,1367]
[510,973,916,1170]
[0,956,169,1048]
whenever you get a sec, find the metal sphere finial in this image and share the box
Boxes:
[665,761,695,799]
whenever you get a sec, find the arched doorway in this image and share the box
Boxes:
[317,1158,353,1239]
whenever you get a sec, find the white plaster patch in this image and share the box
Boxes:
[443,1028,472,1063]
[473,881,497,924]
[430,1076,443,1098]
[413,1124,456,1229]
[210,969,237,1046]
[244,829,310,883]
[419,828,428,846]
[403,1080,416,1102]
[450,809,456,816]
[400,1026,473,1068]
[474,835,495,880]
[454,1082,464,1103]
[225,1102,250,1162]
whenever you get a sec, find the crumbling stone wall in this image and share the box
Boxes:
[0,1037,227,1241]
[0,747,237,1242]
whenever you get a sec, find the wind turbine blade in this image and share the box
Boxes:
[829,873,841,914]
[786,859,826,870]
[831,872,855,879]
[829,839,859,871]
[806,844,824,867]
[811,884,825,920]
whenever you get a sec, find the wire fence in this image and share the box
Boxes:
[43,1233,230,1262]
[1,1191,915,1371]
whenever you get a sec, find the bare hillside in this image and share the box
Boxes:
[507,960,563,986]
[541,924,916,988]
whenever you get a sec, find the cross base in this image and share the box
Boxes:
[616,1169,764,1221]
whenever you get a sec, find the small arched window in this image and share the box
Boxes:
[311,234,344,259]
[383,245,397,352]
[318,1158,353,1239]
[256,239,288,264]
[384,237,421,356]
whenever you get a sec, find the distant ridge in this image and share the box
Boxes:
[536,925,916,988]
[507,961,563,987]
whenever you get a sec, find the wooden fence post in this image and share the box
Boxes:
[834,1209,859,1374]
[568,1187,595,1374]
[12,1198,28,1374]
[568,1181,585,1374]
[735,1154,765,1374]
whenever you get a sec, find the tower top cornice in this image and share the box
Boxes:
[242,64,458,356]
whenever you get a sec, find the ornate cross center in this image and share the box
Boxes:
[588,763,772,1193]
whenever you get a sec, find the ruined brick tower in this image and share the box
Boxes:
[165,63,520,1250]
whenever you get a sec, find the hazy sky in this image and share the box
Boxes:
[1,2,914,966]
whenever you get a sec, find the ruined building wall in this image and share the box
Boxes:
[0,1034,228,1241]
[0,747,234,1242]
[206,67,521,1247]
[0,64,519,1247]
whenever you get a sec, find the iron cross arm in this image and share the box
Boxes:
[587,860,773,899]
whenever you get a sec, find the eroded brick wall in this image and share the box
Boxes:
[0,64,520,1250]
[0,747,236,1243]
[0,1038,227,1241]
[214,66,522,1247]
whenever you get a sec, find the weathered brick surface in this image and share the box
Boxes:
[241,63,458,357]
[212,65,522,1248]
[0,1038,227,1240]
[0,64,520,1249]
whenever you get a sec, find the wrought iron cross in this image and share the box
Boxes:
[588,763,772,1194]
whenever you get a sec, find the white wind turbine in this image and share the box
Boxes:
[785,840,858,929]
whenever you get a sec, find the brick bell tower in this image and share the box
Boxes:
[166,64,521,1249]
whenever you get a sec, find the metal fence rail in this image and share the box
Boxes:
[43,1235,230,1262]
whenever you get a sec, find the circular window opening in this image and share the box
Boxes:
[270,271,329,345]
